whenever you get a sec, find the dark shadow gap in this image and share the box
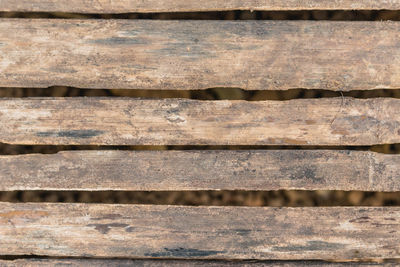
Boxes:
[2,87,400,100]
[1,190,400,206]
[0,257,395,264]
[1,10,400,21]
[1,143,400,155]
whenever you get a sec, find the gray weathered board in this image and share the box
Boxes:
[1,20,400,90]
[1,150,399,191]
[1,0,400,13]
[0,97,399,145]
[0,204,399,260]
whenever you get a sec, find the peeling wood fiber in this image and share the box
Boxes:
[1,20,400,90]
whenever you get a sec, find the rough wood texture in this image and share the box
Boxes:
[1,0,400,13]
[1,150,400,191]
[0,259,395,266]
[1,97,399,145]
[0,204,399,259]
[2,19,400,90]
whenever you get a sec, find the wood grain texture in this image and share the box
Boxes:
[0,259,396,266]
[0,204,399,259]
[2,19,400,90]
[1,0,400,13]
[1,150,400,191]
[1,97,399,145]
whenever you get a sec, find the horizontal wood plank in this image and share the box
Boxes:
[0,259,395,266]
[0,204,399,259]
[1,0,400,13]
[1,150,400,191]
[1,97,399,145]
[1,19,400,90]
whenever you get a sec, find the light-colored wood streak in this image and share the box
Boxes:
[0,204,399,260]
[1,19,400,90]
[1,0,400,13]
[1,150,400,191]
[0,259,396,266]
[0,97,399,145]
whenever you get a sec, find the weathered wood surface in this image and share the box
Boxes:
[0,259,395,266]
[1,0,400,13]
[1,150,400,191]
[1,97,399,145]
[1,19,400,90]
[0,204,399,259]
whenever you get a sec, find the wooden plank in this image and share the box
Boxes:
[1,150,400,192]
[1,0,400,13]
[1,19,400,91]
[0,259,395,266]
[0,204,399,259]
[1,97,399,145]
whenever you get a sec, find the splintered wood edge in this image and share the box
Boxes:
[0,150,399,191]
[1,20,400,90]
[1,0,400,13]
[0,259,395,266]
[0,204,399,260]
[0,97,399,145]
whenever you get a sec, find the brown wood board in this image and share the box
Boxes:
[1,97,399,145]
[0,204,399,260]
[0,150,399,191]
[1,20,400,90]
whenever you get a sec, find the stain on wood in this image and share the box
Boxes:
[1,0,400,13]
[87,223,129,234]
[0,97,399,145]
[0,203,399,260]
[1,20,400,90]
[0,150,399,191]
[145,248,225,258]
[36,130,104,139]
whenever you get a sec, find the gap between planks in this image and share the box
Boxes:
[0,259,396,266]
[1,0,400,13]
